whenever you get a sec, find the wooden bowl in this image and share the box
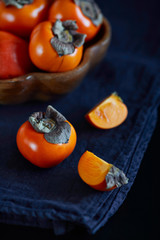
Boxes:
[0,18,111,104]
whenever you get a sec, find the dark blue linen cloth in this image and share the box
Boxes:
[0,0,160,235]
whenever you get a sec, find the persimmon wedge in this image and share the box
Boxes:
[85,93,128,129]
[78,151,128,191]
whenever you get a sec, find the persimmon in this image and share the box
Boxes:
[78,151,129,191]
[0,0,51,37]
[16,105,77,168]
[48,0,103,42]
[85,92,128,129]
[0,31,34,79]
[29,20,86,72]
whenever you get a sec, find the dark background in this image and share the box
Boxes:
[0,0,159,238]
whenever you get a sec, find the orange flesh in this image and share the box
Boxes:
[86,94,128,129]
[78,151,112,189]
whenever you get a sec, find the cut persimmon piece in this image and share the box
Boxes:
[85,92,128,129]
[78,151,128,191]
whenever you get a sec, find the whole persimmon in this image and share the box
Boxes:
[0,31,34,79]
[29,19,86,72]
[17,105,77,168]
[48,0,103,42]
[0,0,51,37]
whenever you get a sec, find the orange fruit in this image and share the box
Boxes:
[85,92,128,129]
[78,151,129,191]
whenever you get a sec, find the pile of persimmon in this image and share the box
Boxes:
[0,0,104,79]
[0,0,51,79]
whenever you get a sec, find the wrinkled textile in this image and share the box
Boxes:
[0,0,160,235]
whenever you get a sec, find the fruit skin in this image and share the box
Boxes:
[0,31,34,79]
[29,21,83,72]
[16,120,77,168]
[48,0,102,42]
[78,151,128,191]
[0,0,51,37]
[85,93,128,129]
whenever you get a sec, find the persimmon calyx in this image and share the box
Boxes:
[29,105,71,144]
[111,92,123,102]
[74,0,103,26]
[50,20,86,56]
[106,165,129,190]
[2,0,33,9]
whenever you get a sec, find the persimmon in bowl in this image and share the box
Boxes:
[0,17,111,104]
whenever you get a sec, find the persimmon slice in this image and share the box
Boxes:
[85,92,128,129]
[78,151,129,191]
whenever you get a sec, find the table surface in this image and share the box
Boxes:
[0,110,158,240]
